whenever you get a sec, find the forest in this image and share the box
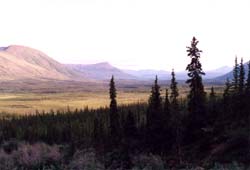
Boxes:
[0,37,249,170]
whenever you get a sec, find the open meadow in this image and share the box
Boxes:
[0,84,224,114]
[0,91,149,114]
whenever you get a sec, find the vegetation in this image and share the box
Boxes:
[0,37,249,169]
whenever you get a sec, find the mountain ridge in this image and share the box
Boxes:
[0,45,88,81]
[0,45,233,82]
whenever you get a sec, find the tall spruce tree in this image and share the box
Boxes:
[186,37,206,133]
[170,69,179,111]
[147,76,162,122]
[246,61,250,94]
[232,56,239,93]
[109,75,120,144]
[239,58,245,94]
[170,69,182,163]
[146,76,163,153]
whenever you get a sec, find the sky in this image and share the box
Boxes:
[0,0,250,71]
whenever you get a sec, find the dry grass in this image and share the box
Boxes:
[0,84,225,115]
[0,91,150,114]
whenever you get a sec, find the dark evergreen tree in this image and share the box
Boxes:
[147,76,162,126]
[232,56,239,93]
[170,69,179,111]
[185,37,206,140]
[239,58,245,94]
[109,75,120,144]
[170,69,182,163]
[146,76,163,153]
[162,88,172,152]
[245,61,250,94]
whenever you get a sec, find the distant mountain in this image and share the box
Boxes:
[0,45,232,83]
[124,66,232,80]
[205,66,232,79]
[66,62,136,80]
[0,45,86,81]
[124,69,171,80]
[214,64,247,81]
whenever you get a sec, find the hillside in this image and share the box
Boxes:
[214,64,246,81]
[0,45,85,81]
[67,62,136,80]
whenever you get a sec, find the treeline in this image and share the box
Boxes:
[0,37,249,167]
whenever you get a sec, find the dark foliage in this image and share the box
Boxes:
[185,37,206,143]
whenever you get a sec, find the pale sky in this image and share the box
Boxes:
[0,0,250,71]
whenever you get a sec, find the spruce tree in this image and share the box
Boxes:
[170,69,182,163]
[232,56,239,93]
[186,37,206,134]
[109,75,120,144]
[162,88,172,151]
[245,61,250,94]
[239,58,245,94]
[147,76,162,121]
[146,76,163,153]
[170,69,179,111]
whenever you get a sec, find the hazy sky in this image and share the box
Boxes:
[0,0,250,71]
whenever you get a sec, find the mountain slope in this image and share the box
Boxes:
[67,62,136,80]
[214,64,247,81]
[124,66,232,80]
[0,45,85,81]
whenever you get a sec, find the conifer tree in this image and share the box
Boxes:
[147,76,162,122]
[245,61,250,94]
[170,69,182,163]
[109,75,120,144]
[186,37,206,134]
[232,56,239,93]
[146,76,163,152]
[162,88,172,151]
[239,58,245,94]
[170,69,179,111]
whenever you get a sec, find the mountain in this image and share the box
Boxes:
[214,64,247,81]
[0,45,85,81]
[205,66,232,79]
[0,45,232,83]
[124,66,232,80]
[67,62,136,80]
[124,69,171,80]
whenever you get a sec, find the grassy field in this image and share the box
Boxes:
[0,91,150,114]
[0,84,224,114]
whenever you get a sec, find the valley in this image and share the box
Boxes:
[0,84,224,114]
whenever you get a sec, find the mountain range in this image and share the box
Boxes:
[0,45,234,83]
[0,45,86,81]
